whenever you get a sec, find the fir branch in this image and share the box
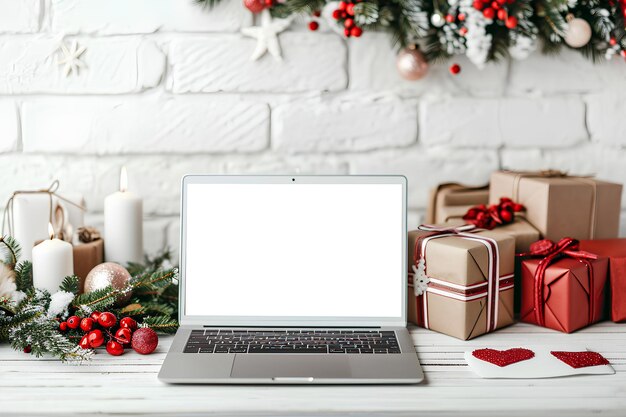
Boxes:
[0,235,21,266]
[59,275,79,295]
[354,2,380,26]
[73,285,118,314]
[14,261,33,292]
[142,315,179,334]
[193,0,224,9]
[271,0,326,18]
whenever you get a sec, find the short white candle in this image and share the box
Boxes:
[104,167,143,265]
[32,223,74,293]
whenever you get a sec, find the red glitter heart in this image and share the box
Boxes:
[472,348,535,367]
[550,351,610,369]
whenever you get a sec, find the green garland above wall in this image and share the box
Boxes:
[196,0,625,77]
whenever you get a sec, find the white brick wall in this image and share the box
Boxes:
[1,0,624,261]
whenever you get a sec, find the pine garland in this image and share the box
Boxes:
[195,0,626,65]
[0,236,180,362]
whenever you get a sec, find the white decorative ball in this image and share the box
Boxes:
[430,12,445,28]
[564,17,592,48]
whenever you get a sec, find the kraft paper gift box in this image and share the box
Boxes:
[520,239,609,333]
[73,240,104,293]
[407,226,515,340]
[580,239,626,323]
[489,171,622,241]
[425,183,489,224]
[493,220,541,254]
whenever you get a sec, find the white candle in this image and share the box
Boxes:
[32,223,74,293]
[104,167,143,265]
[13,194,50,262]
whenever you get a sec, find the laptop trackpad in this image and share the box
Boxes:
[231,355,352,379]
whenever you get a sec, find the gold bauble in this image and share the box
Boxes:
[83,262,132,305]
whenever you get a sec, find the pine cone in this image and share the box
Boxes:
[77,226,101,243]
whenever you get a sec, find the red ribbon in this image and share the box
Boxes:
[414,224,501,332]
[463,197,525,230]
[518,238,598,327]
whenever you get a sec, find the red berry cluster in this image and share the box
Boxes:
[60,312,140,356]
[472,0,518,28]
[331,1,363,38]
[463,197,525,229]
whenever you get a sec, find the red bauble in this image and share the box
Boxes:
[344,18,354,28]
[23,346,32,353]
[98,312,117,328]
[482,7,495,19]
[59,322,68,332]
[115,328,133,346]
[106,340,125,356]
[351,26,363,37]
[449,63,461,74]
[243,0,266,14]
[131,328,159,355]
[80,318,94,332]
[89,311,101,323]
[88,329,105,348]
[332,9,341,19]
[308,21,319,31]
[346,3,355,15]
[338,1,347,10]
[119,317,138,331]
[67,316,80,329]
[505,16,518,28]
[79,334,91,349]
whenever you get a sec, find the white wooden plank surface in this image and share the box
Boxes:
[1,322,625,417]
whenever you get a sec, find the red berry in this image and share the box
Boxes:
[87,329,104,348]
[67,316,80,329]
[338,1,347,10]
[313,10,321,17]
[473,0,484,9]
[79,334,91,349]
[497,9,507,20]
[308,21,319,31]
[131,328,159,355]
[344,28,351,37]
[344,18,354,28]
[491,1,501,9]
[482,7,495,19]
[449,63,461,75]
[458,13,466,21]
[23,346,32,353]
[59,322,68,332]
[80,317,94,332]
[341,10,347,18]
[115,328,133,346]
[499,209,514,223]
[350,26,363,37]
[459,27,468,35]
[119,317,138,331]
[620,50,626,57]
[610,37,617,46]
[346,3,355,15]
[445,14,455,23]
[505,15,518,29]
[106,340,124,356]
[89,311,101,322]
[264,0,272,6]
[513,203,524,212]
[332,9,341,19]
[243,0,266,13]
[97,312,117,328]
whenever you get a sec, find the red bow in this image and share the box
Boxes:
[520,238,598,326]
[463,198,525,230]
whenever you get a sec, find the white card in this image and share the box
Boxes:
[465,346,615,379]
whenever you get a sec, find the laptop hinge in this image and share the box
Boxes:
[201,325,382,329]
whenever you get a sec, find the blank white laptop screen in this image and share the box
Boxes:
[184,183,403,318]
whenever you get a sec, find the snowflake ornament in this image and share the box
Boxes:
[57,40,87,77]
[241,9,292,61]
[412,259,430,296]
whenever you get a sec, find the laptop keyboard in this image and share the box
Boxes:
[183,329,401,354]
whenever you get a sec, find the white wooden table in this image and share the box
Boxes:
[1,322,625,417]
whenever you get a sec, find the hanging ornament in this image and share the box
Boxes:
[241,9,292,61]
[430,11,445,27]
[243,0,266,13]
[564,14,592,48]
[396,45,429,81]
[83,263,132,306]
[57,40,87,77]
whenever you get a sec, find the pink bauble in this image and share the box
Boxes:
[243,0,266,13]
[396,47,429,81]
[564,17,592,48]
[83,262,132,305]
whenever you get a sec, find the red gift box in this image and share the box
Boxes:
[519,238,608,333]
[580,239,626,322]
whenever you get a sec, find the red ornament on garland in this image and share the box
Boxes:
[332,9,341,19]
[59,322,68,332]
[243,0,266,14]
[67,315,80,329]
[131,328,159,355]
[308,21,319,31]
[119,317,138,331]
[449,63,461,75]
[80,317,94,332]
[115,327,133,346]
[98,312,117,328]
[88,329,105,348]
[346,3,355,15]
[351,26,363,37]
[90,311,101,323]
[482,7,495,19]
[79,334,91,350]
[23,345,32,354]
[344,18,354,28]
[106,340,125,356]
[505,16,518,29]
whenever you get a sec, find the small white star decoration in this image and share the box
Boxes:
[412,259,430,296]
[241,9,292,62]
[57,40,87,77]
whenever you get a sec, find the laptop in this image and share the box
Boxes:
[158,175,424,384]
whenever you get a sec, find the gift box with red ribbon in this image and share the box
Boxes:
[579,239,626,323]
[519,238,609,333]
[407,224,515,340]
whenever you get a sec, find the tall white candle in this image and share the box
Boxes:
[104,167,143,265]
[32,223,74,293]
